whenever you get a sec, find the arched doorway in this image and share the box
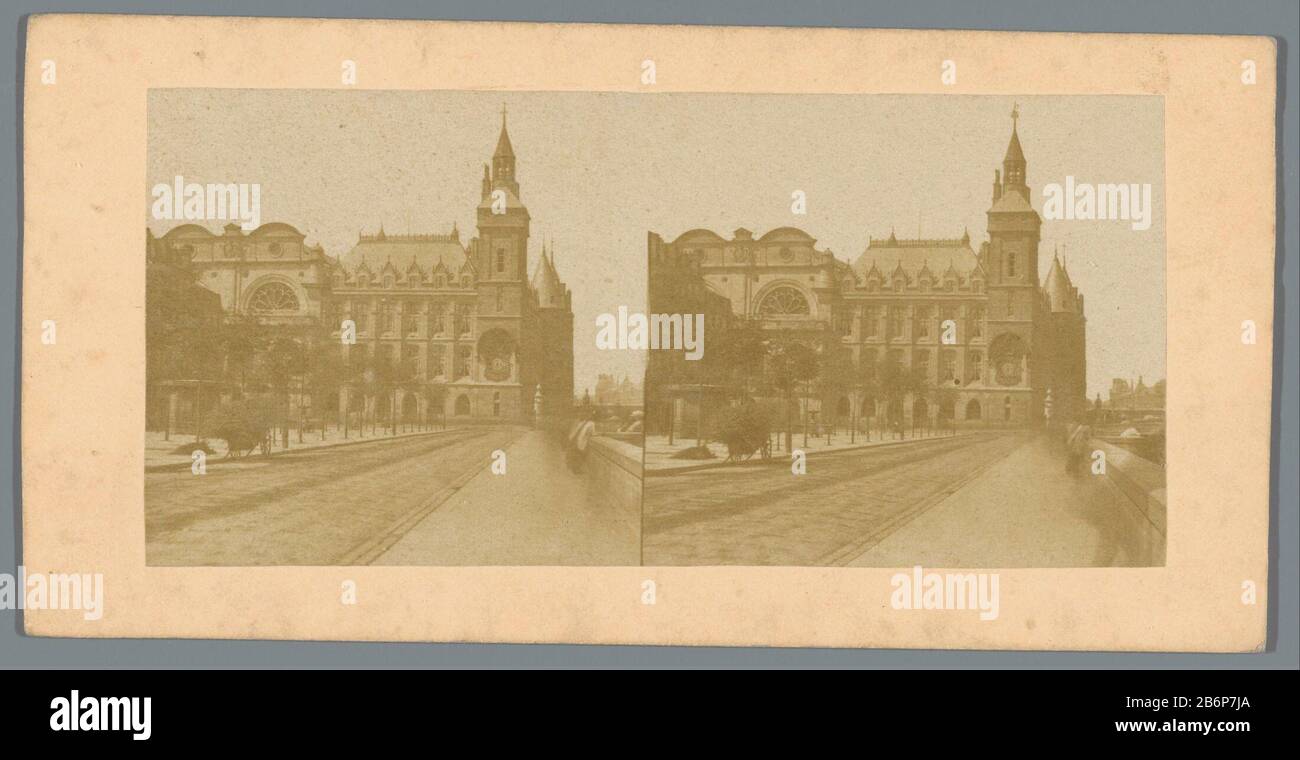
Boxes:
[454,394,471,417]
[966,398,982,420]
[401,391,417,422]
[1003,395,1012,421]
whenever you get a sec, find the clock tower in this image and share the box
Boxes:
[984,105,1042,424]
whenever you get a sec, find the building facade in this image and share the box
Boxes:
[648,113,1087,430]
[148,113,574,427]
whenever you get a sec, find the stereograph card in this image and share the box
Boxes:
[20,15,1275,650]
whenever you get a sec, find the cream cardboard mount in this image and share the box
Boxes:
[20,15,1276,650]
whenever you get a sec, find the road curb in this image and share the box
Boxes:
[144,427,468,474]
[644,431,978,477]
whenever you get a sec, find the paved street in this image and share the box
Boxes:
[642,431,1152,567]
[146,428,524,565]
[372,429,640,565]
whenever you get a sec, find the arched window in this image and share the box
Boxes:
[247,282,299,313]
[1004,395,1012,421]
[756,286,810,317]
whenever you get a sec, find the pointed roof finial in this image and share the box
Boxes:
[1004,104,1026,165]
[494,104,515,159]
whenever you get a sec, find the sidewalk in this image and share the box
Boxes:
[645,428,969,474]
[372,429,640,565]
[145,425,461,471]
[850,435,1161,567]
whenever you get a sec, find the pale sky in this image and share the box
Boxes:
[148,90,1165,397]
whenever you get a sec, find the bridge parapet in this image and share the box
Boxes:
[1091,438,1166,564]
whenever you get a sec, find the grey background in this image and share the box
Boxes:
[3,0,1296,669]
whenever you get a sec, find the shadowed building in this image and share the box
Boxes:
[323,110,574,423]
[147,112,574,427]
[648,110,1087,431]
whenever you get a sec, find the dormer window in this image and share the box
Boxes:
[384,275,394,289]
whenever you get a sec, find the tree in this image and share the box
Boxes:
[204,395,277,458]
[715,401,773,461]
[716,319,768,399]
[816,348,857,444]
[217,313,270,396]
[875,354,926,438]
[931,384,959,435]
[858,357,882,441]
[252,336,308,447]
[765,338,820,451]
[308,344,349,438]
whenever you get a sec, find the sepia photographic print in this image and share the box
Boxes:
[145,91,645,566]
[642,96,1166,568]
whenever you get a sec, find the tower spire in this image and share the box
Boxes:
[1001,103,1028,197]
[490,105,519,198]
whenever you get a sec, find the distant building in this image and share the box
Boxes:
[594,374,643,407]
[1104,377,1166,416]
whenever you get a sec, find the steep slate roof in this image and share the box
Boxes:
[336,232,470,275]
[1004,126,1026,164]
[850,236,983,282]
[989,186,1035,212]
[1043,255,1079,312]
[531,247,567,306]
[494,116,515,158]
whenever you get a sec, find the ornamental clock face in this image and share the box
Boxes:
[484,355,511,382]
